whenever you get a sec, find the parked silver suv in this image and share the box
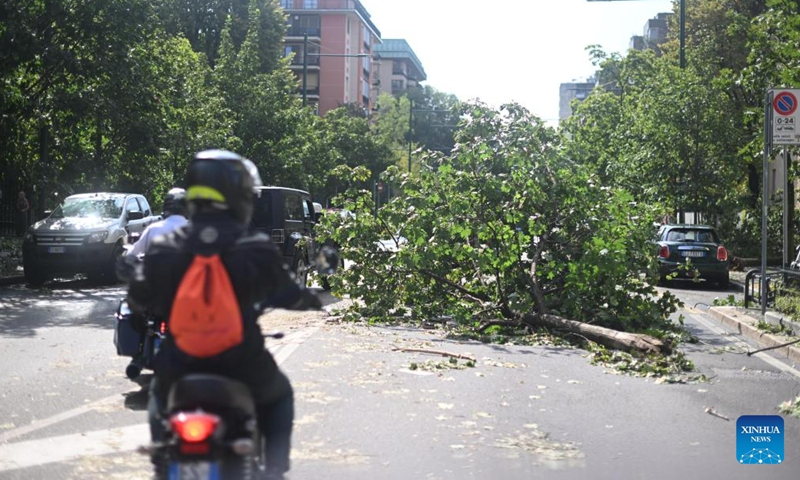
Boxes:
[22,192,158,286]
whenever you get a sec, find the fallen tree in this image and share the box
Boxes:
[316,102,683,355]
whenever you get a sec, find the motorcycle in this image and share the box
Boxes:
[132,246,338,479]
[146,331,285,480]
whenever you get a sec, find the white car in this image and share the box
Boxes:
[22,192,159,285]
[377,234,407,252]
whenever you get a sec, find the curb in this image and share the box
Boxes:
[707,306,800,365]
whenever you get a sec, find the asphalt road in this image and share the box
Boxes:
[0,279,798,479]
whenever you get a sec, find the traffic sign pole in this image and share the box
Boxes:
[763,90,773,314]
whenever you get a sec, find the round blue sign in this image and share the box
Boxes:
[773,91,798,116]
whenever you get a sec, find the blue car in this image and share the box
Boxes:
[655,224,730,288]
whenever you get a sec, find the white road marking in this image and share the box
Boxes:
[687,312,800,379]
[0,424,149,472]
[0,327,315,472]
[271,328,319,365]
[0,385,140,444]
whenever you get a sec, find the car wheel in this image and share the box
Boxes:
[294,254,308,288]
[23,259,48,287]
[90,243,124,285]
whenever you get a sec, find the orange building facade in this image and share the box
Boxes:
[280,0,381,115]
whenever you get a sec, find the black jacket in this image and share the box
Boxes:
[127,213,309,325]
[125,213,314,392]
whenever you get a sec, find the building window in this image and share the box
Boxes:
[280,0,292,8]
[362,79,370,98]
[288,15,320,36]
[284,45,318,65]
[303,0,318,8]
[391,79,404,94]
[362,24,370,48]
[306,72,319,90]
[347,18,350,34]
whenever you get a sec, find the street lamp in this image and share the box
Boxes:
[587,0,685,69]
[301,34,369,107]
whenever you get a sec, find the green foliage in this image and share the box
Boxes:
[712,294,744,307]
[755,320,793,335]
[775,285,800,323]
[407,358,475,372]
[563,49,744,223]
[779,394,800,418]
[321,102,680,335]
[588,343,704,381]
[0,0,397,209]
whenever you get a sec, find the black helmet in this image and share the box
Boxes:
[185,149,263,224]
[161,187,187,218]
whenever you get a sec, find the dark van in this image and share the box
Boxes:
[251,187,318,286]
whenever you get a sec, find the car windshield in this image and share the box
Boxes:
[666,229,717,243]
[51,197,124,219]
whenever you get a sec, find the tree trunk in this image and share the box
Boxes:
[516,312,670,355]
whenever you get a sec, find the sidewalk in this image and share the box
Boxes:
[704,269,800,365]
[706,306,800,365]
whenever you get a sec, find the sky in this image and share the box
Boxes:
[360,0,675,123]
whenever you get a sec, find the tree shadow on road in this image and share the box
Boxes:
[0,281,125,338]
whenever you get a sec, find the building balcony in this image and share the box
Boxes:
[298,87,320,98]
[285,27,321,38]
[280,0,381,38]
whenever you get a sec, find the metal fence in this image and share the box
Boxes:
[0,177,38,237]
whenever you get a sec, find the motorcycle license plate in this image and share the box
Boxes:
[168,461,219,480]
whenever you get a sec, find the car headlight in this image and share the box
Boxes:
[87,231,108,244]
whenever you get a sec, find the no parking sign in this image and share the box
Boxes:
[771,89,800,145]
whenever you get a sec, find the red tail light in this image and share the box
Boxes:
[159,322,167,335]
[717,246,728,262]
[170,412,219,443]
[658,245,670,259]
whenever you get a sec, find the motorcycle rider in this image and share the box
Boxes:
[120,149,321,479]
[126,187,188,257]
[122,187,189,380]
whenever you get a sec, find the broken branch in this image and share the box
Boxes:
[392,347,476,362]
[747,337,800,356]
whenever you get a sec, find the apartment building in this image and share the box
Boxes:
[558,78,597,121]
[559,12,671,121]
[373,39,427,100]
[630,13,671,55]
[280,0,381,115]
